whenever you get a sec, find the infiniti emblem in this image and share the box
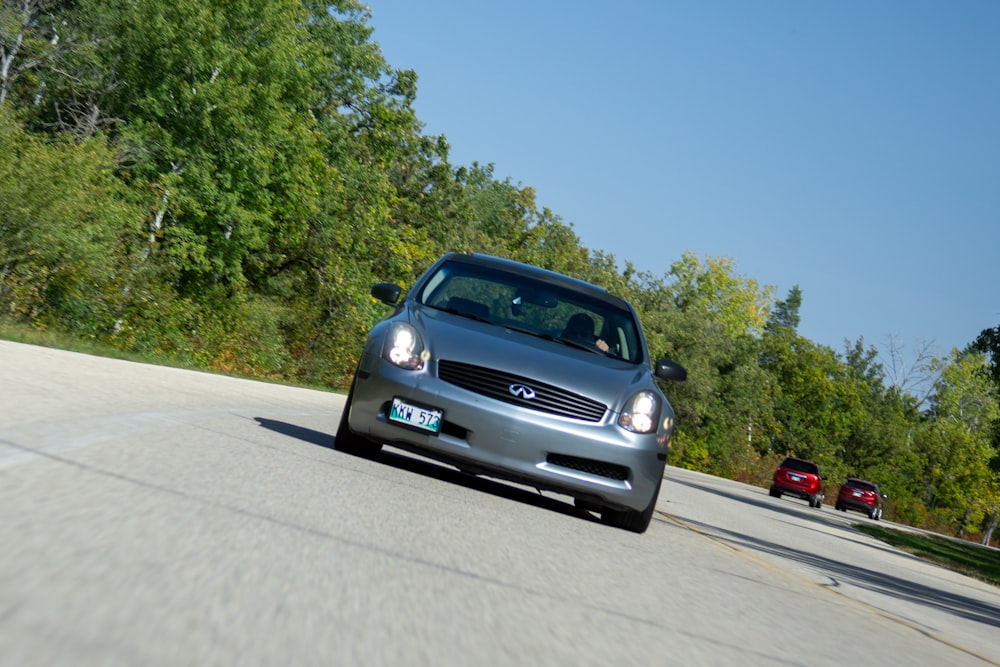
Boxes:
[509,384,536,400]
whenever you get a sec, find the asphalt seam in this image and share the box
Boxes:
[657,509,1000,667]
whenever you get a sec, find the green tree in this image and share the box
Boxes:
[631,253,773,474]
[760,322,851,475]
[764,285,801,334]
[0,0,62,109]
[971,325,1000,389]
[910,350,999,535]
[840,338,912,476]
[55,0,332,292]
[0,113,142,334]
[971,324,1000,543]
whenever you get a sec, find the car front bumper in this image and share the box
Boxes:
[347,357,667,512]
[773,481,821,499]
[838,497,877,513]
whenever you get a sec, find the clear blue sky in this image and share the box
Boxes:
[365,1,999,362]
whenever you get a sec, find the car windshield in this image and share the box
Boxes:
[416,260,643,363]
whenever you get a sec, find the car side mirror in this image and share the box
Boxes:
[371,282,402,305]
[655,359,687,382]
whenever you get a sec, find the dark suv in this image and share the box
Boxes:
[835,478,886,520]
[769,456,825,508]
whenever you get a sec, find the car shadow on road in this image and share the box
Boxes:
[684,514,1000,629]
[669,473,861,531]
[665,476,1000,630]
[667,474,949,564]
[253,417,599,526]
[254,417,333,448]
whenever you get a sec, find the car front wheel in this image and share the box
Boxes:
[601,475,662,534]
[335,377,383,459]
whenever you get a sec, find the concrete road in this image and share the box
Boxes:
[1,340,998,666]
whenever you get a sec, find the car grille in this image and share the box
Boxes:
[437,360,607,422]
[547,453,628,481]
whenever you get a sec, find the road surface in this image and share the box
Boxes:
[2,341,998,666]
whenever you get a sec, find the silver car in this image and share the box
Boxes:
[336,253,687,533]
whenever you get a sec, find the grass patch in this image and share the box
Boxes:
[0,318,333,392]
[0,318,199,369]
[855,524,1000,587]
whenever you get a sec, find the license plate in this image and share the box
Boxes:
[853,490,863,497]
[389,397,442,434]
[789,473,803,482]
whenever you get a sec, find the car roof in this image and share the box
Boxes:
[845,477,876,485]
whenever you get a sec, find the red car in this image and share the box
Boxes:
[835,478,886,520]
[769,456,825,508]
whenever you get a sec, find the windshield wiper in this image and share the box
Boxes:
[557,338,604,354]
[533,330,603,355]
[498,323,605,355]
[439,306,492,324]
[500,323,541,337]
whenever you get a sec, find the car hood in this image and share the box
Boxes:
[410,306,664,414]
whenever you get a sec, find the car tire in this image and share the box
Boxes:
[811,494,823,508]
[334,377,383,459]
[769,485,781,498]
[835,502,843,511]
[601,474,662,534]
[874,508,882,521]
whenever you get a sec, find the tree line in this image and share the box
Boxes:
[2,0,998,544]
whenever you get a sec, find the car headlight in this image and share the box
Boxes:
[382,322,425,370]
[618,390,660,434]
